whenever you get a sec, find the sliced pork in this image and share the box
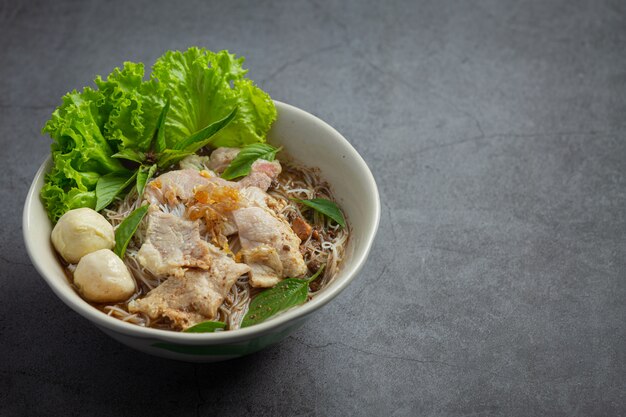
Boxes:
[239,245,283,287]
[239,186,274,209]
[137,210,212,277]
[239,159,282,191]
[145,159,282,210]
[144,169,212,206]
[139,159,304,290]
[128,263,249,329]
[208,147,240,173]
[233,206,308,287]
[130,209,250,329]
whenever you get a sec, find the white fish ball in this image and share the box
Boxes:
[51,208,115,263]
[74,249,136,303]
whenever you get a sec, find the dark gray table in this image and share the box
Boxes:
[2,1,625,415]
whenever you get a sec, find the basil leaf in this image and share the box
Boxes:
[240,279,308,328]
[154,98,170,153]
[95,171,137,211]
[241,266,325,328]
[183,320,226,333]
[136,164,157,197]
[221,143,282,180]
[156,149,194,169]
[111,149,146,164]
[295,198,346,228]
[172,107,238,152]
[114,204,149,259]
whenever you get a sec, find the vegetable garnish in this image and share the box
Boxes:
[95,171,138,211]
[154,97,170,153]
[136,164,157,197]
[41,47,277,222]
[152,49,275,149]
[294,198,346,228]
[112,148,146,164]
[113,204,149,259]
[221,143,282,180]
[241,266,325,328]
[183,320,227,333]
[172,107,239,153]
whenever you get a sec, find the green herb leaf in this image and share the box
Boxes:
[241,280,308,328]
[156,149,194,169]
[221,143,282,180]
[183,320,227,333]
[172,107,238,152]
[114,204,149,259]
[154,98,170,153]
[294,198,346,228]
[136,164,158,197]
[241,266,325,328]
[111,148,146,164]
[95,171,137,211]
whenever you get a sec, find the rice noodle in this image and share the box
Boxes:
[88,157,349,331]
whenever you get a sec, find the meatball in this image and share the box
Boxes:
[51,208,115,263]
[74,249,136,303]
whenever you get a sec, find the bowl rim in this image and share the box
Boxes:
[23,100,381,345]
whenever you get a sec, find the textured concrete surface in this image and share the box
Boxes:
[1,0,625,415]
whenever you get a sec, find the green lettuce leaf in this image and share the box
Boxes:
[95,62,165,153]
[40,183,97,224]
[41,88,126,222]
[41,64,162,221]
[151,47,276,148]
[41,47,275,223]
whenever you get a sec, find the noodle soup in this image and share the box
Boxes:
[60,154,349,331]
[38,48,352,334]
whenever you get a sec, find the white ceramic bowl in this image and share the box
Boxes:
[23,101,380,362]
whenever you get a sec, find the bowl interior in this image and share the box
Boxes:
[23,101,380,342]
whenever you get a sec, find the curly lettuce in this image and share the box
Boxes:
[41,47,276,223]
[41,87,126,222]
[95,62,165,153]
[152,48,276,148]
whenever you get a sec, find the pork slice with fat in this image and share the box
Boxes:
[144,169,211,206]
[208,147,240,174]
[136,210,214,278]
[128,259,249,329]
[130,210,250,329]
[238,159,282,191]
[233,206,308,287]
